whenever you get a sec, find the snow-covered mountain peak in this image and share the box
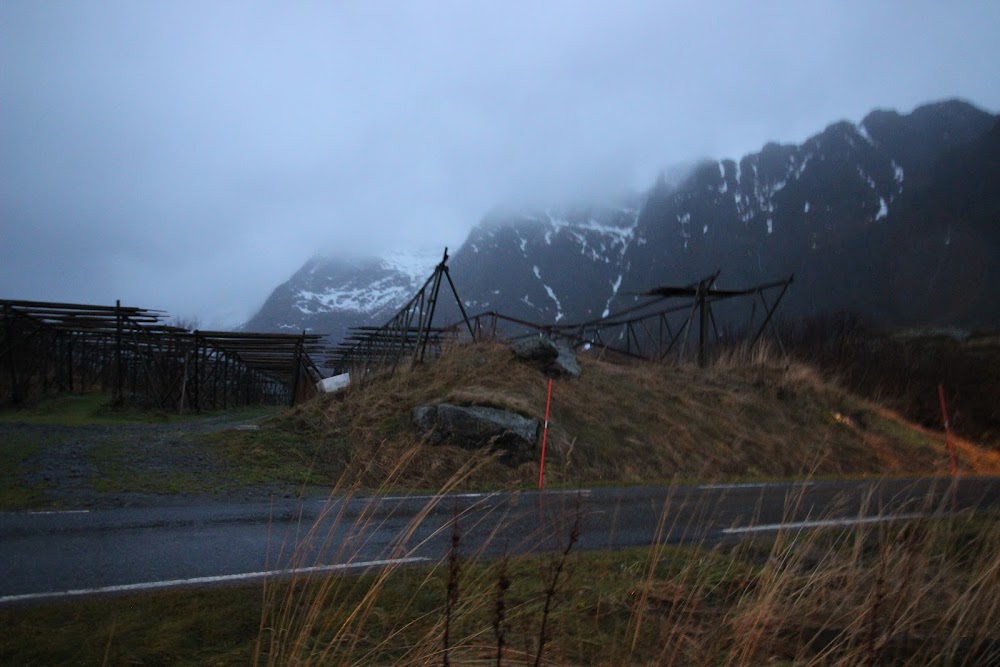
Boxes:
[241,247,450,338]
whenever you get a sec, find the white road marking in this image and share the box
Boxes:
[375,489,590,503]
[376,492,496,502]
[25,510,91,515]
[0,557,430,605]
[699,482,814,490]
[722,513,929,534]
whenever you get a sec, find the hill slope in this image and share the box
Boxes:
[223,343,1000,490]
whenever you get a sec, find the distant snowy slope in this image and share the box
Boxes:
[291,249,441,316]
[242,248,441,339]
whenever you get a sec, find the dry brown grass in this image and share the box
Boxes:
[254,452,504,666]
[783,315,1000,448]
[281,341,1000,491]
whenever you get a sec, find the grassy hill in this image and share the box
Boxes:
[215,341,1000,493]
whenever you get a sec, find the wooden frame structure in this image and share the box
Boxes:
[1,299,324,410]
[459,272,794,367]
[327,258,793,379]
[326,248,474,377]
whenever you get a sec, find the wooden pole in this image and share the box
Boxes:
[938,384,957,476]
[114,300,123,406]
[290,332,304,407]
[192,332,200,412]
[417,254,447,364]
[698,286,707,368]
[3,304,21,405]
[538,379,553,490]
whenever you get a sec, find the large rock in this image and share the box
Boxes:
[511,336,559,362]
[550,339,581,378]
[412,403,539,465]
[510,335,581,378]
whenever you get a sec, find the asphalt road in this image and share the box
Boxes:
[2,477,999,605]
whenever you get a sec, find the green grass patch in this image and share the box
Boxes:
[868,412,941,452]
[0,393,280,427]
[205,421,353,489]
[0,393,172,426]
[0,586,262,665]
[85,433,213,495]
[84,424,347,497]
[0,430,54,510]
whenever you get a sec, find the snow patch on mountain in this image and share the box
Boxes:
[856,122,875,145]
[601,274,624,318]
[857,165,877,191]
[543,284,564,321]
[380,248,441,285]
[793,153,812,179]
[295,284,406,314]
[876,197,889,221]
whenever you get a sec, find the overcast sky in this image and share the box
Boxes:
[2,1,998,327]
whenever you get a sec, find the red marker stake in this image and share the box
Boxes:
[538,378,553,490]
[938,383,957,477]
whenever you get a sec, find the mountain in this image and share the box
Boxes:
[610,99,998,325]
[876,114,1000,325]
[245,99,999,339]
[241,249,442,341]
[446,201,642,324]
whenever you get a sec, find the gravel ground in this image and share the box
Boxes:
[4,414,299,510]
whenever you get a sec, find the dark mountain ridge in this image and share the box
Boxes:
[246,99,999,339]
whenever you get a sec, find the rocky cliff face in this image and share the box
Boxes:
[611,100,998,325]
[446,202,641,324]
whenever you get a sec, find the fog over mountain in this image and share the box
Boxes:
[3,3,1000,327]
[246,100,1000,338]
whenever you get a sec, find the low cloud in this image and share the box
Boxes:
[2,1,998,327]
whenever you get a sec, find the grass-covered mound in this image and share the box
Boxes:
[214,342,1000,491]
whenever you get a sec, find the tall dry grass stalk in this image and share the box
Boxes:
[253,444,498,666]
[711,482,1000,666]
[711,339,782,369]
